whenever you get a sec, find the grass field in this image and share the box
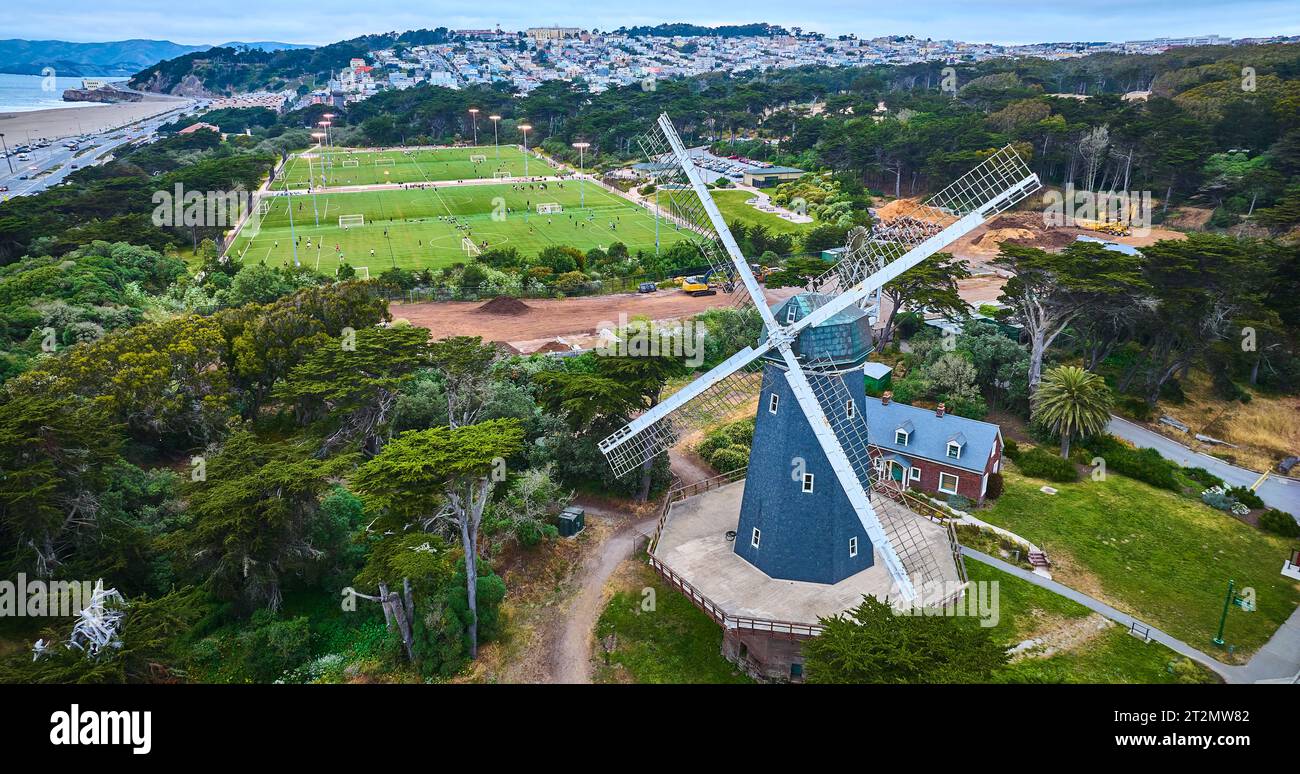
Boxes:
[981,463,1300,660]
[229,181,692,272]
[279,145,543,190]
[711,188,816,239]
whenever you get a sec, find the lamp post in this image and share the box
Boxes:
[468,108,479,145]
[571,141,590,210]
[519,124,532,177]
[1212,578,1250,647]
[318,119,332,183]
[489,114,501,161]
[0,133,13,174]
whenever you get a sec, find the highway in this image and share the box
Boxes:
[0,98,195,200]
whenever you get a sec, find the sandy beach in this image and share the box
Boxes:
[0,93,188,143]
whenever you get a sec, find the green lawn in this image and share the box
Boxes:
[965,562,1217,683]
[981,462,1300,660]
[279,145,539,189]
[594,562,751,684]
[229,182,691,272]
[711,188,815,239]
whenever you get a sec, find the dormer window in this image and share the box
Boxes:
[895,429,909,446]
[786,305,797,324]
[947,432,966,459]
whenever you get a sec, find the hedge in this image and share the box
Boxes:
[1259,509,1300,538]
[1013,447,1079,483]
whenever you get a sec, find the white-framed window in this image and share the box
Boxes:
[802,473,815,493]
[873,456,884,474]
[947,442,962,459]
[768,393,779,414]
[909,467,921,482]
[938,472,960,495]
[845,400,855,419]
[849,537,859,558]
[786,305,797,324]
[751,528,761,548]
[895,429,909,446]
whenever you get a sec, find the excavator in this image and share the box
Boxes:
[676,268,739,296]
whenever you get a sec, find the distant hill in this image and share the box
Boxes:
[0,39,313,77]
[128,29,452,96]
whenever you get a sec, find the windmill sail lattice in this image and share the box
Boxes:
[600,113,1040,603]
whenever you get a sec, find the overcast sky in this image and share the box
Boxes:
[9,1,1299,46]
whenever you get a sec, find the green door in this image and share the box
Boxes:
[891,462,904,482]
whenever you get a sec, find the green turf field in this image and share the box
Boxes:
[229,181,692,272]
[279,145,544,189]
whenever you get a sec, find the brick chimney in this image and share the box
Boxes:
[881,390,892,406]
[936,402,946,418]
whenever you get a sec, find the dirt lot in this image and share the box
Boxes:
[393,287,799,352]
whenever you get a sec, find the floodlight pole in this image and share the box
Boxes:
[490,115,501,161]
[519,124,532,177]
[572,141,590,209]
[468,108,479,145]
[654,186,660,255]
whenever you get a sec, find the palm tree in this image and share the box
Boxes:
[1032,365,1113,459]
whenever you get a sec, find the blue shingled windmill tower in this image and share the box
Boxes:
[732,294,878,584]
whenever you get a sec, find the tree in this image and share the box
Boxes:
[159,429,356,611]
[1032,366,1113,458]
[273,323,431,456]
[427,336,498,428]
[877,252,971,348]
[351,419,524,658]
[995,241,1147,394]
[803,596,1008,683]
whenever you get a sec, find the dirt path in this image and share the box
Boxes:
[533,453,711,684]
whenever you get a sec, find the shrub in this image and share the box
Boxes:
[1014,447,1079,483]
[1259,509,1300,537]
[1183,467,1224,489]
[708,446,749,472]
[1083,434,1181,492]
[985,472,1004,500]
[946,494,973,511]
[1003,438,1020,462]
[722,418,755,446]
[1227,486,1265,510]
[696,431,731,460]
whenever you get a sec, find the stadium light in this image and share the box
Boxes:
[519,124,532,177]
[489,115,501,161]
[572,141,590,209]
[468,108,479,145]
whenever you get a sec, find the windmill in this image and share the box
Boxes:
[605,114,1040,604]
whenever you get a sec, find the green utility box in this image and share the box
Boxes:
[557,506,585,537]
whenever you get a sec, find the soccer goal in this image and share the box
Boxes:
[494,170,512,179]
[470,154,487,164]
[462,237,482,257]
[339,214,365,228]
[257,199,272,215]
[537,203,563,215]
[374,157,395,166]
[342,158,360,168]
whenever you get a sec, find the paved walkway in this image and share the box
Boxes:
[1106,415,1300,516]
[962,547,1241,681]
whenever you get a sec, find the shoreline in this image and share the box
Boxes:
[0,93,188,143]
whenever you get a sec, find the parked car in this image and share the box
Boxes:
[637,282,657,294]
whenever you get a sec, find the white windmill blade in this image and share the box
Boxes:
[809,145,1041,299]
[598,344,768,477]
[635,114,767,315]
[799,358,957,596]
[652,114,774,321]
[775,349,916,601]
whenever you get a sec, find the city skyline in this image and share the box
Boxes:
[6,1,1298,47]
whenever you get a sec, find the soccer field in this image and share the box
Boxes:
[229,181,692,273]
[279,145,546,189]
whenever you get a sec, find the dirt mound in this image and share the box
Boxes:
[874,197,920,220]
[476,296,532,316]
[970,228,1038,255]
[534,340,574,354]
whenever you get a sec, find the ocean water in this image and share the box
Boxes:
[0,73,127,113]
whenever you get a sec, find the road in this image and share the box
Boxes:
[1106,415,1300,517]
[0,99,194,200]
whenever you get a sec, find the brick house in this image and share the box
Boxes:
[863,392,1003,504]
